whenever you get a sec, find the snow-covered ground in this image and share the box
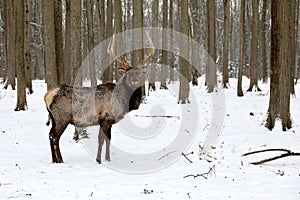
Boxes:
[0,77,299,200]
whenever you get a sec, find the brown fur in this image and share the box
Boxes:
[46,32,154,164]
[45,69,144,163]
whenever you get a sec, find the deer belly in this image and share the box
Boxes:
[71,106,99,127]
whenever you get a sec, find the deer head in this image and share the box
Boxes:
[107,32,155,90]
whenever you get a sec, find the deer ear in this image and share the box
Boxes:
[117,67,126,75]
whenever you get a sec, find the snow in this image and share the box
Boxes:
[0,77,299,199]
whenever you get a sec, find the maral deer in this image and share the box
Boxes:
[44,33,155,163]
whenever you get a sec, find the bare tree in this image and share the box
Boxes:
[288,0,296,94]
[64,0,71,84]
[237,0,245,97]
[86,0,97,86]
[15,0,27,111]
[55,0,64,85]
[103,0,113,83]
[266,0,292,131]
[161,0,168,89]
[115,0,123,82]
[24,0,33,94]
[149,0,159,92]
[70,0,81,85]
[206,0,217,93]
[260,0,268,83]
[4,0,16,90]
[222,0,230,88]
[44,0,58,90]
[178,0,190,103]
[248,0,261,91]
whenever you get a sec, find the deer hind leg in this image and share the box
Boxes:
[96,121,112,163]
[49,121,68,163]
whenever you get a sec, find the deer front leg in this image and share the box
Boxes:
[105,125,112,162]
[96,126,105,163]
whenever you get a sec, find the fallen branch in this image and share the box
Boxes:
[134,115,180,119]
[183,165,216,179]
[242,148,300,165]
[181,151,194,163]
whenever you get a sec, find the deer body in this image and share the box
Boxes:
[45,33,154,163]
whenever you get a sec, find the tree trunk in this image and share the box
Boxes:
[288,0,296,94]
[97,0,106,83]
[190,0,200,86]
[178,0,190,104]
[237,0,245,97]
[87,0,97,86]
[105,0,113,83]
[248,0,261,91]
[149,0,159,92]
[24,0,33,94]
[206,0,217,93]
[114,0,123,82]
[168,0,175,84]
[70,0,81,85]
[44,0,58,90]
[15,0,27,111]
[64,0,71,84]
[5,0,16,90]
[55,0,64,85]
[222,0,230,88]
[132,0,145,95]
[261,0,268,83]
[266,0,292,131]
[161,0,168,89]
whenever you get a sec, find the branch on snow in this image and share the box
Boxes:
[242,148,300,165]
[183,165,216,179]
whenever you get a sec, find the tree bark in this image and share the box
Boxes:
[168,0,175,84]
[206,0,217,93]
[70,0,81,85]
[132,0,145,96]
[55,0,64,85]
[248,0,261,91]
[114,0,123,82]
[261,0,268,83]
[288,0,296,94]
[178,0,190,104]
[161,0,168,89]
[24,0,33,94]
[222,0,230,88]
[43,0,58,90]
[5,0,16,90]
[237,0,245,97]
[149,0,159,92]
[266,0,292,131]
[15,0,27,111]
[64,0,71,84]
[87,0,97,86]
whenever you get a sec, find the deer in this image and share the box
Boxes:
[44,33,155,163]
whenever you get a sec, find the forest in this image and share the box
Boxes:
[0,0,300,199]
[0,0,299,129]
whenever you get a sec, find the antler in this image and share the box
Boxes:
[136,32,155,68]
[107,35,131,69]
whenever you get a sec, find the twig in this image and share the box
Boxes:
[134,115,180,119]
[181,152,194,163]
[183,165,215,179]
[158,151,177,161]
[242,148,300,165]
